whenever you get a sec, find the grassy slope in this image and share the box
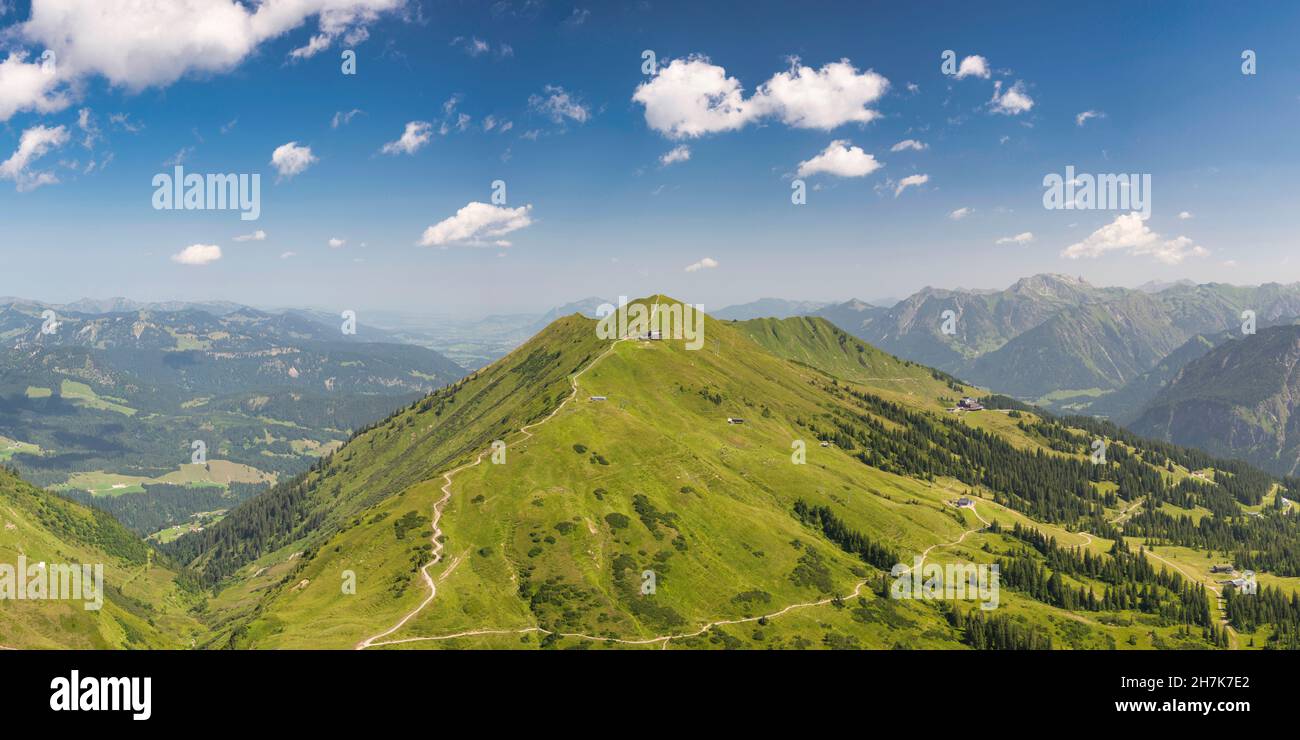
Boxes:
[190,315,612,644]
[215,310,1232,649]
[0,468,203,648]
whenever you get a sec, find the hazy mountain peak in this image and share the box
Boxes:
[1135,278,1196,294]
[1009,273,1094,294]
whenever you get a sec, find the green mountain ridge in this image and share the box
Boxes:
[6,299,1300,649]
[0,465,202,648]
[156,300,1298,649]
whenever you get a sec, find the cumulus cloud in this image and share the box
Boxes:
[954,54,990,80]
[171,243,222,265]
[894,173,928,197]
[1178,211,1193,220]
[328,237,346,248]
[1,0,405,121]
[659,145,691,166]
[996,232,1034,245]
[233,229,266,242]
[1075,109,1105,126]
[270,141,316,179]
[380,121,433,155]
[685,257,719,273]
[631,56,750,138]
[948,207,973,220]
[750,57,889,129]
[990,80,1034,115]
[0,124,69,191]
[1060,212,1208,265]
[0,52,68,121]
[420,202,534,247]
[632,55,888,140]
[796,139,882,178]
[528,85,590,124]
[890,139,926,152]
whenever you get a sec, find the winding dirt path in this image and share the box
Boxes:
[1082,496,1239,650]
[371,500,994,650]
[1144,548,1238,649]
[356,339,628,650]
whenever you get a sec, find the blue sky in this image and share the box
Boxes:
[0,0,1298,316]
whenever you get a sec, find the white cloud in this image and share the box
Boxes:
[233,229,266,242]
[1178,211,1193,220]
[380,121,433,155]
[0,124,68,191]
[1075,109,1104,126]
[1060,212,1208,264]
[419,202,534,247]
[108,112,142,133]
[0,52,69,121]
[631,56,751,138]
[529,85,590,124]
[685,257,719,273]
[954,55,990,80]
[270,141,316,179]
[659,144,691,166]
[890,139,926,152]
[171,243,222,265]
[996,232,1034,245]
[289,33,331,60]
[328,237,345,248]
[280,251,297,259]
[3,0,405,121]
[450,35,491,57]
[894,173,928,197]
[750,57,889,130]
[631,55,888,139]
[76,107,100,149]
[948,207,973,220]
[331,108,362,128]
[796,139,882,178]
[990,80,1034,115]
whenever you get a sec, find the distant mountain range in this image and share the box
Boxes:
[800,274,1300,406]
[362,297,610,369]
[0,296,248,317]
[713,298,832,321]
[713,276,1300,474]
[1130,324,1300,477]
[0,298,465,538]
